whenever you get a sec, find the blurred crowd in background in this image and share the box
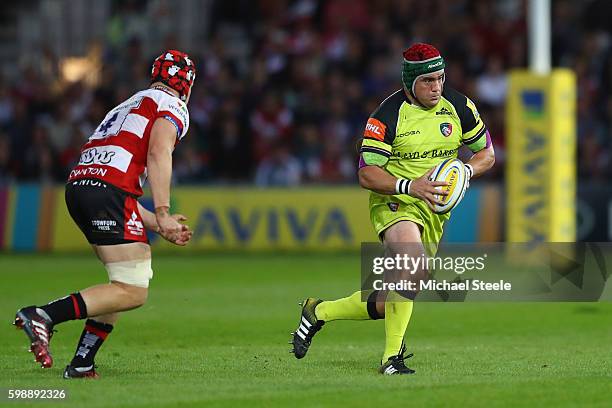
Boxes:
[0,0,610,186]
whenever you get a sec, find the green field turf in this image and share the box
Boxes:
[1,253,611,408]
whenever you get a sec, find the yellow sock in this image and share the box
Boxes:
[315,291,372,322]
[382,295,413,362]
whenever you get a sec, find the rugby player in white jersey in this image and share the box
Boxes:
[13,50,196,378]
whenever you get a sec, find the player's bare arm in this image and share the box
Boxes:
[147,118,190,245]
[465,144,495,178]
[358,165,448,209]
[137,202,160,233]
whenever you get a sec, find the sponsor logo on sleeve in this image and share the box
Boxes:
[364,118,387,141]
[168,102,188,125]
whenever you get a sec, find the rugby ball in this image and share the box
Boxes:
[428,158,468,214]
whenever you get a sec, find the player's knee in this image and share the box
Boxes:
[125,284,148,308]
[111,281,148,309]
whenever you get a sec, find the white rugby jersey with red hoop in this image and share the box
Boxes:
[68,88,190,196]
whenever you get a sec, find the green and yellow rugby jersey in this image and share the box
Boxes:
[360,87,489,246]
[360,87,487,179]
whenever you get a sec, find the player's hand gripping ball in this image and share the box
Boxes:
[428,158,469,214]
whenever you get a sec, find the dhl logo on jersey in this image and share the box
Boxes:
[364,118,386,141]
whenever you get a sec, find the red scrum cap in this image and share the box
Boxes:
[151,50,196,102]
[401,43,445,96]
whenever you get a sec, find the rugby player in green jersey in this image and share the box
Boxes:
[290,43,495,375]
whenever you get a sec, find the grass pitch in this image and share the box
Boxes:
[1,253,611,407]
